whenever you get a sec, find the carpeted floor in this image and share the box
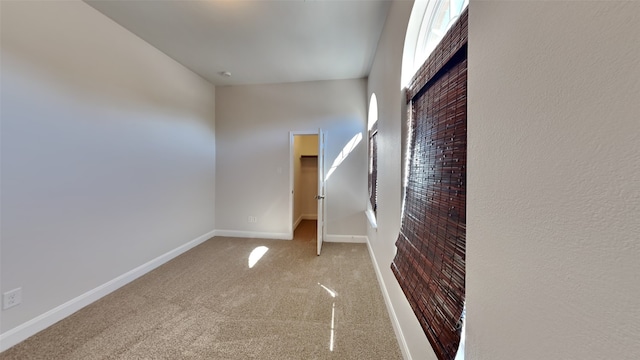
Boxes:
[0,221,402,359]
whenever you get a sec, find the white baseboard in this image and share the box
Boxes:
[0,229,216,352]
[215,229,291,240]
[365,237,412,360]
[325,234,367,243]
[294,214,317,230]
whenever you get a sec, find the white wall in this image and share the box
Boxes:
[366,1,433,360]
[0,0,216,347]
[467,2,640,359]
[215,79,368,239]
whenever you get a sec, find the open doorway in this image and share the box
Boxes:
[292,134,319,234]
[289,130,326,255]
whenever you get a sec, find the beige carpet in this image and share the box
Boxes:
[0,221,402,359]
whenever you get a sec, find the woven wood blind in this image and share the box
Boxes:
[369,125,378,214]
[391,9,467,360]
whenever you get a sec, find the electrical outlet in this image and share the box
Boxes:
[3,288,22,310]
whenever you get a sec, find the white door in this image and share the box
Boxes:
[316,129,326,255]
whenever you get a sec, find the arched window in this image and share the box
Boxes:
[415,0,469,68]
[402,0,469,87]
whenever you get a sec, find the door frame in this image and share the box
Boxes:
[316,129,326,255]
[288,130,324,240]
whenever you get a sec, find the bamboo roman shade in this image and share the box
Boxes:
[391,9,467,360]
[369,124,378,214]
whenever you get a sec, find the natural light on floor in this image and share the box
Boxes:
[318,283,338,351]
[318,283,337,298]
[330,302,336,351]
[325,132,362,181]
[247,246,269,268]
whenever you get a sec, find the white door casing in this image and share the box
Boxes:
[316,129,326,255]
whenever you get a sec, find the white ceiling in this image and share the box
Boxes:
[85,0,392,86]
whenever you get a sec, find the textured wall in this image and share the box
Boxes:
[467,1,640,359]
